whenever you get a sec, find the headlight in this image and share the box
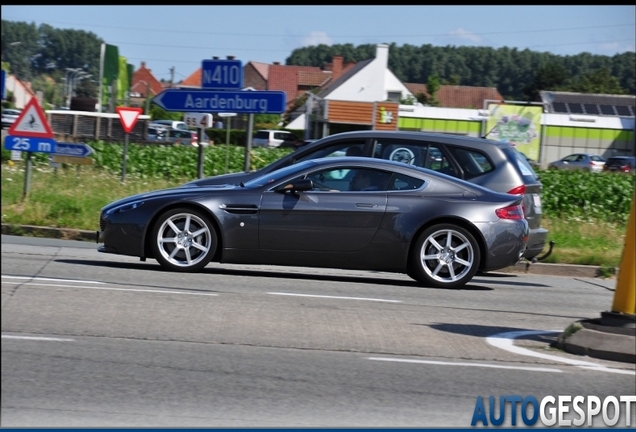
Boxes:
[107,201,145,215]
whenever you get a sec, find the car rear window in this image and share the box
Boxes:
[255,131,269,139]
[504,147,539,182]
[447,147,495,180]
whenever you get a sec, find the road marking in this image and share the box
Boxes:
[2,275,106,284]
[487,330,635,375]
[1,281,218,296]
[2,335,75,342]
[268,292,402,303]
[367,357,562,373]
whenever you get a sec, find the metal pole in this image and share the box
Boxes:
[121,133,128,182]
[197,127,204,179]
[22,152,33,201]
[224,116,231,173]
[244,114,254,172]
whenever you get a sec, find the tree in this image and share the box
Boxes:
[522,62,569,101]
[566,67,625,95]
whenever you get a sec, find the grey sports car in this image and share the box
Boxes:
[98,157,529,288]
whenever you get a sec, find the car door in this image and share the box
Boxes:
[258,167,387,252]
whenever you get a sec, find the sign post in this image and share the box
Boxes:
[184,112,213,179]
[218,112,237,173]
[116,107,142,182]
[151,59,287,175]
[4,97,56,199]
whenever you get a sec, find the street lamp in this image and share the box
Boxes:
[64,68,82,107]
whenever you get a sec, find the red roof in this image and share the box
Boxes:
[131,62,164,96]
[405,83,504,109]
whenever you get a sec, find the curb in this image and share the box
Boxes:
[554,318,636,364]
[2,224,97,243]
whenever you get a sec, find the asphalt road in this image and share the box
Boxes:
[2,236,634,427]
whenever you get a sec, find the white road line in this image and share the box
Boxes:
[268,292,402,303]
[2,275,106,284]
[487,330,635,375]
[1,281,218,296]
[2,335,75,342]
[367,357,562,373]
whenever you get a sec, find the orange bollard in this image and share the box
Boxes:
[611,191,635,315]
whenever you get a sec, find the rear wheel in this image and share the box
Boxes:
[150,208,217,272]
[409,224,480,288]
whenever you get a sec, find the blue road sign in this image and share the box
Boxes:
[153,89,286,114]
[55,142,94,157]
[4,135,56,153]
[201,59,243,90]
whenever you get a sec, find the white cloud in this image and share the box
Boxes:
[448,28,482,44]
[301,31,333,47]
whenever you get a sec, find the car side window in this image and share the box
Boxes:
[388,173,425,191]
[296,139,367,163]
[373,139,456,177]
[447,147,494,179]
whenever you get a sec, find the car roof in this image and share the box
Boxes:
[301,130,510,150]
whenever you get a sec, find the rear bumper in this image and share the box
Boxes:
[524,226,549,260]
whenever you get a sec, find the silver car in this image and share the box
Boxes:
[548,153,606,173]
[185,130,549,262]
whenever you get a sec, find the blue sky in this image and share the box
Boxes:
[2,5,634,82]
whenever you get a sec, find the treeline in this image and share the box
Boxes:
[286,43,635,101]
[2,20,634,104]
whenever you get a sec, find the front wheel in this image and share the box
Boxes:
[150,208,217,272]
[409,224,480,288]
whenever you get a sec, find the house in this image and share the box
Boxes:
[3,74,36,109]
[130,62,165,98]
[540,91,635,117]
[180,56,355,112]
[287,44,415,136]
[404,83,504,109]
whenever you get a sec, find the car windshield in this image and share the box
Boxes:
[242,160,317,188]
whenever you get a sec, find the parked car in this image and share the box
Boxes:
[253,130,300,148]
[548,153,606,173]
[146,125,168,142]
[183,130,548,261]
[602,156,636,174]
[149,120,189,131]
[164,128,211,147]
[2,108,21,129]
[98,157,528,288]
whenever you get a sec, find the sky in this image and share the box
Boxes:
[2,5,635,83]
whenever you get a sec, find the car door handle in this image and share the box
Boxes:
[355,203,376,208]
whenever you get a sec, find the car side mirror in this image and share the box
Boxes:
[276,179,314,193]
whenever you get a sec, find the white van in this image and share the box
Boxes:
[252,130,299,148]
[149,120,189,131]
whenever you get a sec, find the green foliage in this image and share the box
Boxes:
[86,141,293,180]
[286,43,635,98]
[537,169,635,224]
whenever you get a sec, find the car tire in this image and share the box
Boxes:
[150,207,217,272]
[409,224,480,288]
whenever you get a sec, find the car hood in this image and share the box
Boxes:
[181,170,261,187]
[101,183,238,213]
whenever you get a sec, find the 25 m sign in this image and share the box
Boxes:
[4,135,56,153]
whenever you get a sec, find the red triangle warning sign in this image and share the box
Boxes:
[116,107,143,134]
[7,98,54,138]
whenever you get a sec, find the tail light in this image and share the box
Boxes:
[507,185,527,215]
[507,185,526,195]
[496,204,524,220]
